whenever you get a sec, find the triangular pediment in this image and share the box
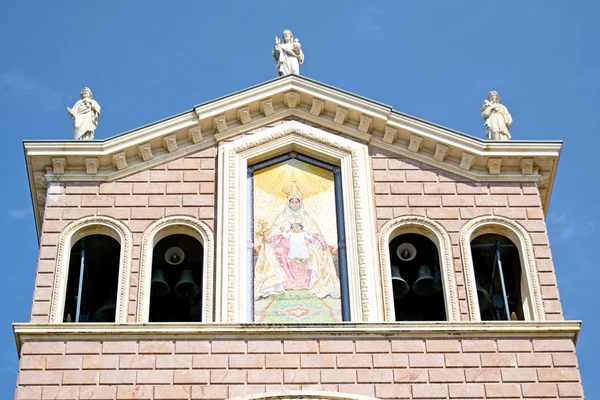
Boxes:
[24,75,560,234]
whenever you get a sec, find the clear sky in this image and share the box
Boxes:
[1,0,598,397]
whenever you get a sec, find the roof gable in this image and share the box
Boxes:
[24,75,560,234]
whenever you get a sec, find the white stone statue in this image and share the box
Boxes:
[481,91,512,140]
[67,87,101,140]
[272,29,304,76]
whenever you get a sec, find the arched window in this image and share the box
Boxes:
[51,216,132,323]
[460,216,545,321]
[379,216,459,322]
[138,216,214,322]
[63,234,120,322]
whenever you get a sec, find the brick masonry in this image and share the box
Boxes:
[19,129,582,399]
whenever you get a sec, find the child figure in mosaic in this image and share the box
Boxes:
[282,222,313,266]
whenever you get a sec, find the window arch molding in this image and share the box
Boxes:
[244,391,380,400]
[50,216,132,323]
[460,215,545,321]
[378,215,459,322]
[137,216,214,323]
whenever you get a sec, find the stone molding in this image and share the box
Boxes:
[378,216,459,322]
[217,120,379,322]
[50,216,132,323]
[459,215,545,321]
[137,216,215,323]
[241,392,380,400]
[13,320,581,353]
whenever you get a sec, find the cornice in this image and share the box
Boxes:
[24,75,561,238]
[13,321,581,355]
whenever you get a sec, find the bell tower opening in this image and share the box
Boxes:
[63,234,120,323]
[471,233,524,321]
[149,234,203,322]
[389,233,446,321]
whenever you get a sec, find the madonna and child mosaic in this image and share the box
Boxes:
[250,153,349,322]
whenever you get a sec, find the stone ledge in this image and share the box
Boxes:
[14,321,581,354]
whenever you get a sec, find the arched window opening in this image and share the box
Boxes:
[471,233,524,321]
[63,234,120,323]
[149,234,203,322]
[389,233,446,321]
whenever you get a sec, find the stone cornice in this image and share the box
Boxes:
[23,75,561,238]
[13,321,581,355]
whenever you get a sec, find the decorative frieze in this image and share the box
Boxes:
[237,106,252,125]
[309,99,325,116]
[284,91,299,109]
[382,126,398,144]
[188,126,203,144]
[460,153,475,171]
[259,99,275,117]
[163,134,178,153]
[433,143,449,162]
[213,115,228,133]
[85,158,99,175]
[333,107,348,125]
[51,158,66,174]
[137,142,153,161]
[487,158,502,175]
[358,115,373,134]
[112,152,128,170]
[521,158,534,175]
[408,135,423,153]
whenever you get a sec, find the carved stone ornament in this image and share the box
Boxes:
[85,158,99,175]
[260,99,275,117]
[218,120,379,322]
[487,158,502,175]
[237,106,252,125]
[378,215,459,322]
[521,158,534,175]
[188,126,203,144]
[50,216,132,323]
[358,115,373,134]
[334,107,348,125]
[213,115,228,133]
[460,152,475,171]
[284,92,300,109]
[459,215,545,321]
[112,152,127,170]
[382,126,398,144]
[52,158,66,174]
[137,216,214,322]
[163,134,178,153]
[408,135,423,153]
[433,143,449,162]
[137,142,153,161]
[310,98,325,117]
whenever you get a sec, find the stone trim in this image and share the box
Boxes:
[137,216,215,323]
[217,120,379,322]
[378,216,460,322]
[241,391,380,400]
[459,215,545,321]
[50,216,132,323]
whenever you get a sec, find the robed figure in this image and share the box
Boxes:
[67,87,101,140]
[481,91,512,140]
[272,29,305,76]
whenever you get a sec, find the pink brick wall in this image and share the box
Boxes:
[15,338,583,399]
[32,147,216,323]
[371,148,561,321]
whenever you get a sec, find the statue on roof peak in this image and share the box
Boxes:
[273,29,304,77]
[481,91,512,141]
[67,87,101,140]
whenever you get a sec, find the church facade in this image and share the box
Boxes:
[15,75,582,399]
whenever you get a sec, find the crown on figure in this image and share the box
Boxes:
[282,180,305,200]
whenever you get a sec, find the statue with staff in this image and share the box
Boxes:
[272,29,304,76]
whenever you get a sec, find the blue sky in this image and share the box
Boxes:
[1,0,598,397]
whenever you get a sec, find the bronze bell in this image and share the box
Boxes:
[175,269,200,299]
[413,265,441,296]
[151,269,170,297]
[391,265,409,299]
[92,295,116,322]
[396,243,417,262]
